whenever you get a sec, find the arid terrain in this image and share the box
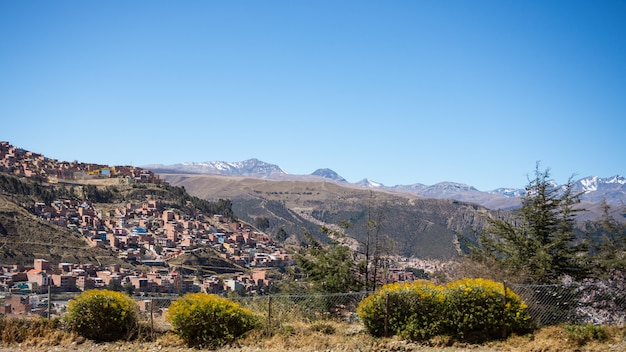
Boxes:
[0,323,624,352]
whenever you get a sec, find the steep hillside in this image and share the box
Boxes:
[0,172,236,268]
[167,248,246,275]
[0,194,128,267]
[161,174,495,259]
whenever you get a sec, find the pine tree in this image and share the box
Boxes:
[586,201,626,276]
[469,166,588,283]
[294,231,360,293]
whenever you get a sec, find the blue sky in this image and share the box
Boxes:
[1,1,624,191]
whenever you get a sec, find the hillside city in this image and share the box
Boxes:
[0,141,417,317]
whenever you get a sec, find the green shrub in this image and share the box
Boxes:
[167,293,258,348]
[280,324,297,336]
[64,289,139,342]
[309,321,336,335]
[357,278,532,342]
[565,324,607,345]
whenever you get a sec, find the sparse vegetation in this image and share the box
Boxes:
[0,317,66,345]
[309,321,336,334]
[564,323,608,346]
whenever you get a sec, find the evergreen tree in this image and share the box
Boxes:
[254,216,270,231]
[469,166,588,283]
[586,201,626,276]
[275,227,288,242]
[294,231,360,293]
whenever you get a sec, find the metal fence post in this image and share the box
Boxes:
[47,285,51,319]
[150,298,155,338]
[384,292,389,337]
[502,280,508,339]
[267,295,272,335]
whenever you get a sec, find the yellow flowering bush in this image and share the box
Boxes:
[167,293,258,348]
[357,280,445,339]
[358,278,532,342]
[444,278,531,340]
[64,289,139,341]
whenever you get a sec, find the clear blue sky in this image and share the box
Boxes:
[1,1,624,191]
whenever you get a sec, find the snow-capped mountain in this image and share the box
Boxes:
[416,182,479,197]
[144,159,286,178]
[144,159,625,209]
[572,175,626,205]
[355,178,384,188]
[490,188,526,198]
[488,176,626,206]
[392,182,521,209]
[391,183,428,193]
[576,175,626,192]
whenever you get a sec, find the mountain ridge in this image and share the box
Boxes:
[143,158,286,178]
[143,159,626,209]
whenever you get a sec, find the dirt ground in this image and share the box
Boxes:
[0,342,505,352]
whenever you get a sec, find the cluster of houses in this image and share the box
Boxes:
[0,258,272,296]
[13,196,294,297]
[33,197,295,269]
[0,141,161,183]
[0,258,273,317]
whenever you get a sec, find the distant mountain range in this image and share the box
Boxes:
[143,159,626,209]
[145,159,286,178]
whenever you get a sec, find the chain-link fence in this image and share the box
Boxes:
[4,280,625,336]
[132,283,626,334]
[511,281,626,326]
[232,292,368,330]
[129,292,370,334]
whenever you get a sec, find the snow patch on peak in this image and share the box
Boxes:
[147,159,285,177]
[607,175,626,185]
[430,182,478,192]
[490,188,526,198]
[356,178,384,188]
[580,176,599,192]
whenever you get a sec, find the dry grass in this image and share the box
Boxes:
[219,321,626,352]
[229,320,376,351]
[153,332,186,348]
[495,325,626,352]
[0,317,79,347]
[0,317,624,352]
